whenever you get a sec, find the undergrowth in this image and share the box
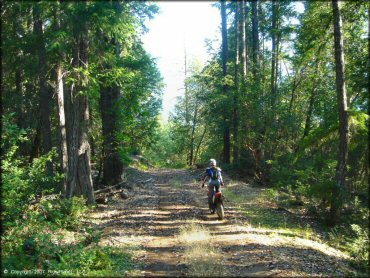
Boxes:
[1,195,134,276]
[1,120,135,276]
[223,185,369,276]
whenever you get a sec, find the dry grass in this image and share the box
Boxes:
[178,222,228,277]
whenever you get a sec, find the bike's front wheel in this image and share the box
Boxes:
[216,202,224,220]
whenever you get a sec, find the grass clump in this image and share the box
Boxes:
[171,178,183,189]
[179,222,211,245]
[178,223,227,277]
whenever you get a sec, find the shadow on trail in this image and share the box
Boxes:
[86,167,354,277]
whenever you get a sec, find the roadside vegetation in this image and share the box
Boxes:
[2,193,134,276]
[223,182,369,275]
[2,114,135,276]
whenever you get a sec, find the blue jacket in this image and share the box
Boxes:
[206,167,223,182]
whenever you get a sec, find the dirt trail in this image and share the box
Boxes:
[87,168,354,277]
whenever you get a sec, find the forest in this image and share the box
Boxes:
[1,0,369,276]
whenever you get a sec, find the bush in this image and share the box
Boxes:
[348,224,369,272]
[2,194,133,276]
[2,228,133,276]
[2,114,63,225]
[2,150,63,223]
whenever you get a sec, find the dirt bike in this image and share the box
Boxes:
[211,190,225,220]
[202,183,225,220]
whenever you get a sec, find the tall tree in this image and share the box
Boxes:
[329,0,349,225]
[240,0,247,78]
[270,0,279,109]
[33,3,53,175]
[233,1,241,165]
[251,0,259,79]
[302,61,320,139]
[99,3,125,186]
[12,3,25,129]
[53,1,68,194]
[66,2,94,203]
[221,0,231,164]
[100,81,123,185]
[184,47,192,165]
[189,98,199,166]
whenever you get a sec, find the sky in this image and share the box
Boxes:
[142,1,221,122]
[142,1,305,122]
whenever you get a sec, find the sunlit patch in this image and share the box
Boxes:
[289,237,351,259]
[178,223,211,244]
[177,223,227,276]
[160,205,193,210]
[146,210,171,215]
[207,224,350,260]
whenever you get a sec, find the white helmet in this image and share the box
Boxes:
[209,159,216,167]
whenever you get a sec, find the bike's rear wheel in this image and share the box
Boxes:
[216,203,224,220]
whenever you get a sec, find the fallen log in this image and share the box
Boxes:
[138,178,153,184]
[94,181,127,194]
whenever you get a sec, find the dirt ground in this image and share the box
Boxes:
[86,167,354,277]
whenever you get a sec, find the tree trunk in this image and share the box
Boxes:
[76,10,94,204]
[100,8,124,185]
[221,0,228,79]
[29,119,41,164]
[275,8,280,99]
[13,3,24,129]
[241,0,247,78]
[259,0,266,129]
[194,126,207,165]
[184,48,192,165]
[258,0,263,64]
[189,100,198,166]
[233,3,240,166]
[184,47,190,125]
[66,2,94,204]
[288,77,296,115]
[271,0,277,109]
[251,0,259,79]
[303,87,317,139]
[303,62,319,139]
[33,4,53,175]
[221,0,230,164]
[56,65,68,194]
[65,17,80,198]
[54,1,68,195]
[66,81,80,199]
[100,84,123,185]
[246,2,251,80]
[15,70,24,128]
[329,0,349,226]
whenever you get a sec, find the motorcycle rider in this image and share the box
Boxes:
[201,159,224,214]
